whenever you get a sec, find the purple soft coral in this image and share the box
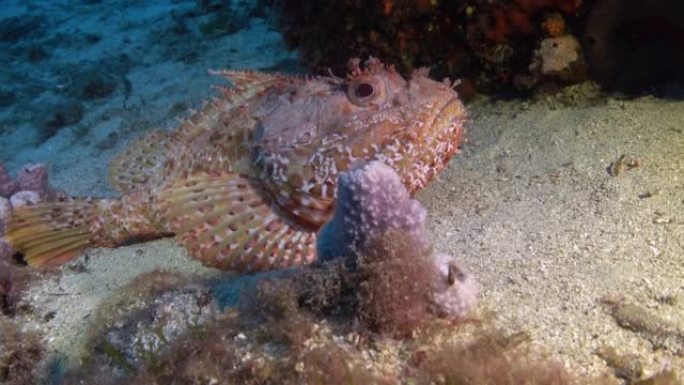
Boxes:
[317,161,479,319]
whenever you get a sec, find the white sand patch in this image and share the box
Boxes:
[420,94,684,375]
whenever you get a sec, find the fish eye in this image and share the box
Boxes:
[347,77,382,107]
[355,82,374,98]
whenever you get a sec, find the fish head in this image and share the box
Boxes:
[252,57,467,228]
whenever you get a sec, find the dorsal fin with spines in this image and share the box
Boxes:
[108,130,180,193]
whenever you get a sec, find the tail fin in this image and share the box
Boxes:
[5,198,114,266]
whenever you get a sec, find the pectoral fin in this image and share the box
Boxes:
[157,172,316,272]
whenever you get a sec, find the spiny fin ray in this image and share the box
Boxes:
[5,198,107,266]
[157,172,316,272]
[108,131,177,193]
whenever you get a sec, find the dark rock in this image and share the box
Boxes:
[583,0,684,94]
[0,89,15,108]
[0,15,45,43]
[81,72,117,100]
[26,45,49,62]
[43,101,85,140]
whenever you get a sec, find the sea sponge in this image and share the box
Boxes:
[1,195,34,315]
[0,162,65,201]
[0,256,14,314]
[317,161,428,262]
[15,163,50,198]
[317,161,479,328]
[430,252,480,319]
[529,35,587,82]
[1,197,13,262]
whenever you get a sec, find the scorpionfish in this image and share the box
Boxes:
[6,58,467,272]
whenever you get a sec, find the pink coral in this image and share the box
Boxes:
[0,163,64,201]
[15,164,50,198]
[0,162,65,260]
[0,164,18,198]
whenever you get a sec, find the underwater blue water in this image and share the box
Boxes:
[0,0,299,197]
[1,1,683,384]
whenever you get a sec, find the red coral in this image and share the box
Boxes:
[486,0,579,42]
[487,6,533,42]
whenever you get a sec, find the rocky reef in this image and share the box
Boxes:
[266,0,684,96]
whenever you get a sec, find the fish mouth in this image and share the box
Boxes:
[397,95,466,194]
[432,96,467,139]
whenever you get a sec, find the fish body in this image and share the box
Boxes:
[6,58,467,272]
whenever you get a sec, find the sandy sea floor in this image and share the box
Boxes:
[13,89,683,380]
[424,90,684,375]
[1,0,683,382]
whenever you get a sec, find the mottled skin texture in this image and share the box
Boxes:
[7,58,467,272]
